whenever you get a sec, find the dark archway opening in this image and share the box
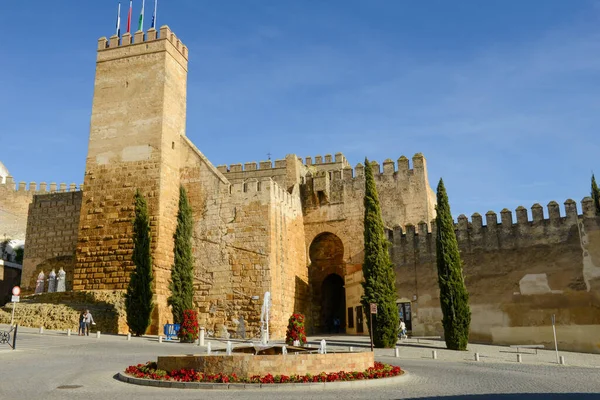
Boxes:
[320,273,346,334]
[308,232,345,334]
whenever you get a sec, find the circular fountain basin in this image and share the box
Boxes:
[157,345,374,377]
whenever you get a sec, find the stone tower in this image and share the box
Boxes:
[74,27,188,333]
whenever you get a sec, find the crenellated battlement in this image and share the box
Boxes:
[391,197,596,253]
[304,153,349,167]
[217,159,288,174]
[229,178,301,211]
[0,176,83,195]
[97,25,188,60]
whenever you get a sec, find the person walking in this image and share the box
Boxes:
[83,309,95,336]
[78,310,86,336]
[398,318,407,340]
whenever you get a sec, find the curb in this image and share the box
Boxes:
[116,370,408,390]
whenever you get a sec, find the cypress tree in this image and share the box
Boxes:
[592,174,600,216]
[167,185,195,324]
[361,158,399,348]
[125,190,154,336]
[435,178,471,350]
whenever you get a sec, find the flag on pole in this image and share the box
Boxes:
[126,0,132,33]
[116,2,121,37]
[138,0,145,31]
[151,0,157,29]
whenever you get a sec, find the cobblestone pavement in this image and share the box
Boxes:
[1,325,599,400]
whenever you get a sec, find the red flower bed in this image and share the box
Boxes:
[124,361,402,384]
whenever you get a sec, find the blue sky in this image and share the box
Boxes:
[1,1,599,220]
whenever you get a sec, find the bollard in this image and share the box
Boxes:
[395,348,400,358]
[158,336,163,343]
[559,356,565,365]
[432,350,437,360]
[39,326,44,334]
[127,333,131,341]
[199,327,205,346]
[517,354,522,363]
[349,346,353,352]
[96,331,101,339]
[474,353,480,362]
[206,342,212,355]
[67,329,71,337]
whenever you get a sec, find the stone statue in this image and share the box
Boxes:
[56,267,66,292]
[35,271,45,294]
[48,269,57,293]
[236,316,246,339]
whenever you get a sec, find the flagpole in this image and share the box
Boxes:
[151,0,157,29]
[116,2,121,37]
[126,0,132,33]
[138,0,145,32]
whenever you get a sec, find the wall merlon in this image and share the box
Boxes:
[417,221,428,235]
[370,161,380,175]
[383,159,395,175]
[354,163,364,177]
[6,176,15,190]
[217,165,228,173]
[457,214,468,231]
[500,208,513,227]
[230,163,243,172]
[412,153,425,169]
[547,201,560,221]
[581,197,595,218]
[315,155,323,164]
[485,211,498,228]
[274,159,286,168]
[471,213,483,231]
[244,162,257,171]
[59,183,67,192]
[259,160,272,169]
[515,206,528,224]
[531,203,544,222]
[335,153,345,163]
[50,183,57,193]
[564,199,578,220]
[397,156,409,172]
[305,157,312,165]
[324,154,333,163]
[18,181,26,191]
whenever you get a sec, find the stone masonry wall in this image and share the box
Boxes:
[75,26,188,334]
[392,198,600,353]
[0,179,79,242]
[181,138,308,339]
[21,191,82,293]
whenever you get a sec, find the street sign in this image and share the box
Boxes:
[11,296,19,303]
[370,303,377,314]
[12,286,20,296]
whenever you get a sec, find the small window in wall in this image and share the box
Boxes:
[172,141,175,150]
[347,307,354,328]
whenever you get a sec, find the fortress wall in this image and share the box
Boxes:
[216,154,306,192]
[181,138,269,337]
[264,181,309,337]
[302,153,436,280]
[392,198,600,353]
[22,191,82,293]
[182,138,308,338]
[0,178,81,241]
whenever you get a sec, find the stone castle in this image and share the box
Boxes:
[0,25,598,352]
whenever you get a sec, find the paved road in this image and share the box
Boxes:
[1,328,599,400]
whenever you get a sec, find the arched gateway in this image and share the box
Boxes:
[308,232,346,333]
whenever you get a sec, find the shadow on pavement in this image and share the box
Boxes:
[399,394,600,400]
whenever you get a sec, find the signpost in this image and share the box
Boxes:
[551,314,559,364]
[10,286,20,328]
[369,303,377,352]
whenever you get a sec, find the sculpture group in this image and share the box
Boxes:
[34,268,66,294]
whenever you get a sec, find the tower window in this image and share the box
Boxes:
[172,141,175,150]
